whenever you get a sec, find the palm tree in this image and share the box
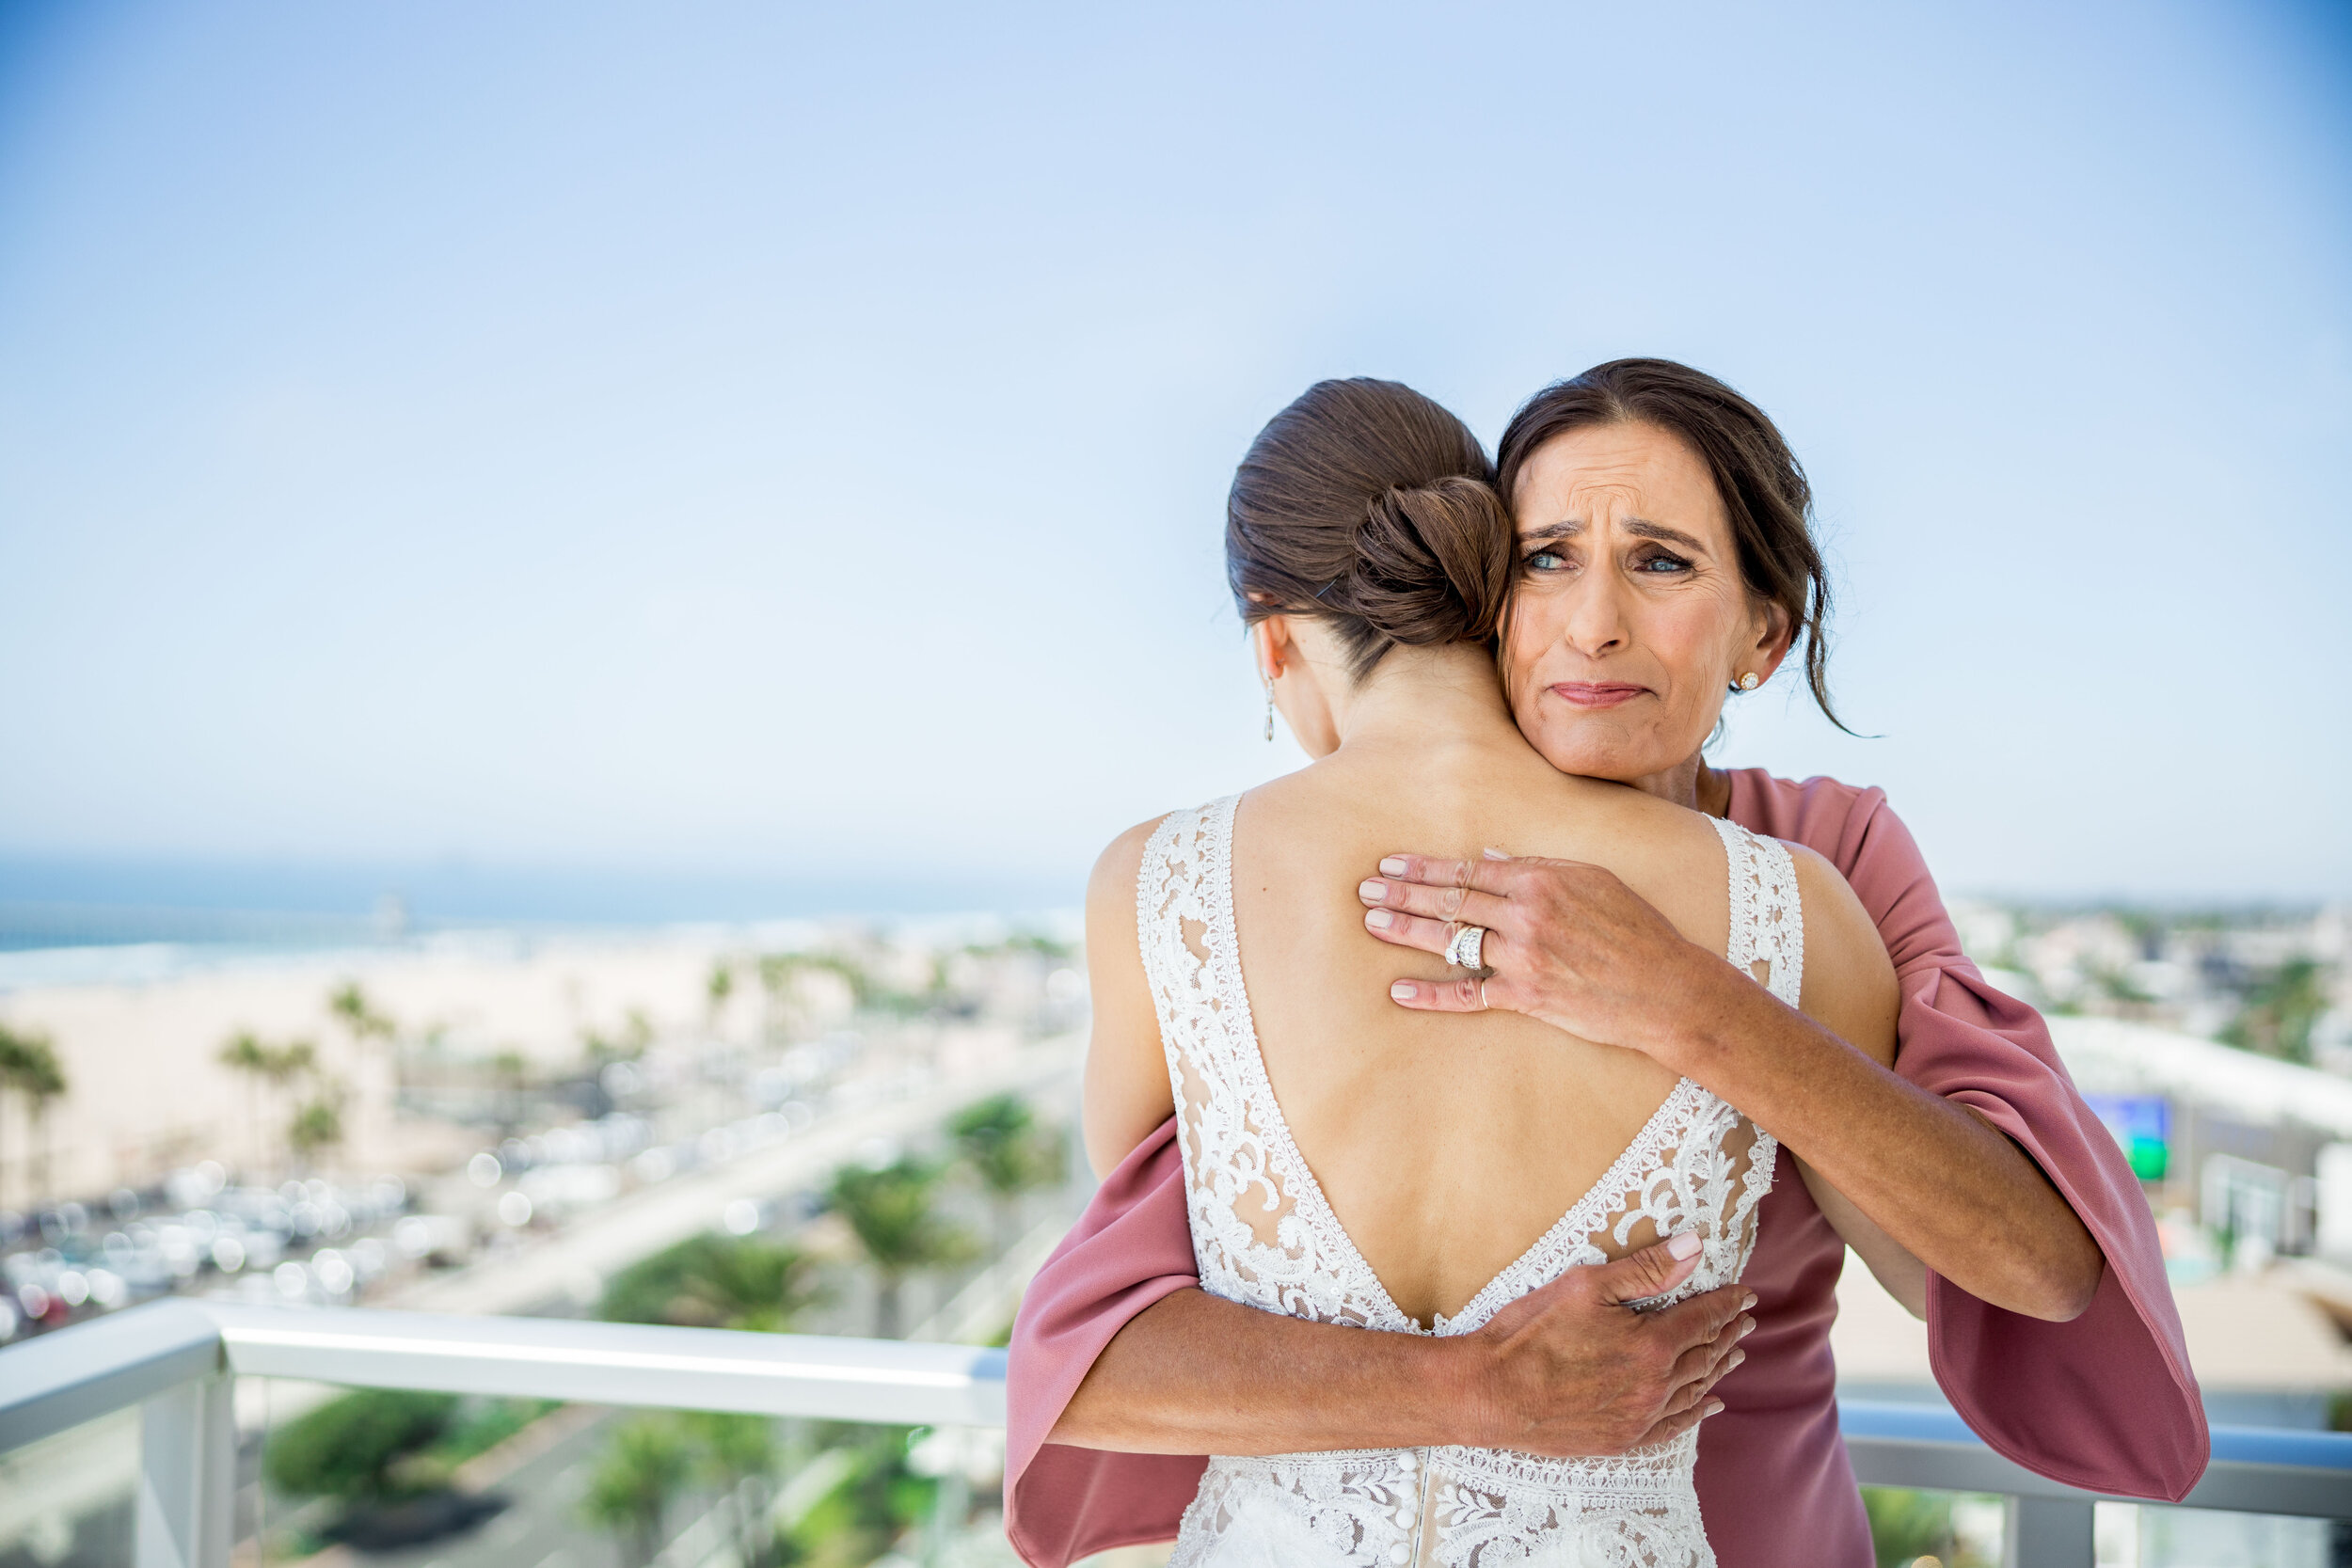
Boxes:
[327,981,396,1044]
[826,1156,976,1338]
[581,1416,692,1568]
[287,1081,348,1171]
[684,1411,779,1568]
[0,1025,68,1212]
[949,1094,1065,1255]
[3,1032,67,1208]
[596,1233,821,1334]
[328,982,398,1161]
[491,1048,529,1138]
[706,960,734,1032]
[217,1034,318,1176]
[216,1032,271,1175]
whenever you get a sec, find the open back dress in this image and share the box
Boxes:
[1137,794,1803,1568]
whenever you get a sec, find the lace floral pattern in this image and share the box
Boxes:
[1142,797,1804,1568]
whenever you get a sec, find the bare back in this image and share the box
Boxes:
[1228,736,1741,1326]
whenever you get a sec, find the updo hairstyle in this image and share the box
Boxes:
[1227,378,1514,683]
[1495,358,1846,730]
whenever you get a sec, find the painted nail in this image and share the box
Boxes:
[1379,857,1408,877]
[1727,1349,1746,1370]
[1667,1231,1702,1259]
[1483,847,1510,861]
[1366,910,1395,929]
[1703,1400,1724,1418]
[1741,1293,1757,1311]
[1737,1316,1756,1339]
[1390,981,1416,1001]
[1359,879,1387,903]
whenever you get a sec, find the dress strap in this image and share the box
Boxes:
[1711,816,1804,1007]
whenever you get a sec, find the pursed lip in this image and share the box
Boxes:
[1548,681,1651,709]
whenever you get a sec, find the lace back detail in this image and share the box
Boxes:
[1713,816,1804,1007]
[1141,798,1803,1568]
[1139,799,1403,1330]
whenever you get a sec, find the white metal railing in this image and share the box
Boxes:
[4,1298,2349,1568]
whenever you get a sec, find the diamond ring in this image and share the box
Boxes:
[1445,924,1487,971]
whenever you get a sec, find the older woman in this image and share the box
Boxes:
[1005,360,2204,1568]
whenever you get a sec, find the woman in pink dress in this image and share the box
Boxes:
[1004,359,2206,1568]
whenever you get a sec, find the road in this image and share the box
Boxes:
[387,1033,1083,1318]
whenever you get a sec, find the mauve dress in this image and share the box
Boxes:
[1003,771,2208,1568]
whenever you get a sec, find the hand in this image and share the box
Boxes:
[1359,849,1727,1064]
[1459,1232,1755,1456]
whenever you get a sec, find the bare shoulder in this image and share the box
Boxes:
[1088,815,1170,910]
[1784,841,1899,1065]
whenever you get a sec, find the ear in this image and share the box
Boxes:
[1251,615,1301,684]
[1748,599,1796,684]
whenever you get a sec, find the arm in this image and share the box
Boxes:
[1364,848,2101,1323]
[1057,1231,1754,1457]
[1079,818,1180,1177]
[1776,849,1928,1318]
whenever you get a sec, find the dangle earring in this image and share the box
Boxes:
[1263,681,1276,741]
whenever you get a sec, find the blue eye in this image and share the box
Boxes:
[1637,553,1692,574]
[1526,549,1566,571]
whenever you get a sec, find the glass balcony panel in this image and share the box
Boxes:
[2097,1499,2343,1568]
[0,1404,138,1568]
[233,1375,1017,1568]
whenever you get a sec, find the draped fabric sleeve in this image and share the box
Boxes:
[1726,769,2209,1500]
[1004,1118,1206,1568]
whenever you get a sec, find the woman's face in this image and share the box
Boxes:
[1501,420,1788,788]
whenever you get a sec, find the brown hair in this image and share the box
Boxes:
[1496,358,1846,731]
[1227,378,1513,682]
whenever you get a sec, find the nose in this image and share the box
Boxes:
[1559,570,1629,659]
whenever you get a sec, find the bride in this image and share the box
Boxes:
[1079,378,1924,1568]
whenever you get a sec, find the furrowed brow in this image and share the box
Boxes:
[1517,520,1581,542]
[1623,518,1708,550]
[1517,516,1709,552]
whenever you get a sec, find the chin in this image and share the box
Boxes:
[1528,735,1650,784]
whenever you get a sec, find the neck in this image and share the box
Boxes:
[1627,753,1731,816]
[1328,644,1521,755]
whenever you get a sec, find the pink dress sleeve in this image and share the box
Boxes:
[1004,1118,1206,1568]
[1727,769,2209,1499]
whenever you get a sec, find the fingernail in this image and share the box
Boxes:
[1390,981,1416,1001]
[1379,857,1408,876]
[1703,1400,1724,1418]
[1483,847,1510,861]
[1727,1350,1745,1370]
[1737,1316,1756,1339]
[1667,1232,1702,1259]
[1741,1293,1757,1311]
[1359,879,1387,903]
[1366,910,1395,929]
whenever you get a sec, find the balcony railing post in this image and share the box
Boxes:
[136,1372,234,1568]
[2002,1495,2095,1568]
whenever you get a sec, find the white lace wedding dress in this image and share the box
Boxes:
[1138,795,1804,1568]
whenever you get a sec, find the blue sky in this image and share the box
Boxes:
[1,0,2347,912]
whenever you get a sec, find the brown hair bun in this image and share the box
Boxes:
[1227,379,1512,681]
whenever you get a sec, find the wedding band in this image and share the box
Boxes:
[1445,924,1486,970]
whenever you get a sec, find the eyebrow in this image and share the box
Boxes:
[1518,517,1709,551]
